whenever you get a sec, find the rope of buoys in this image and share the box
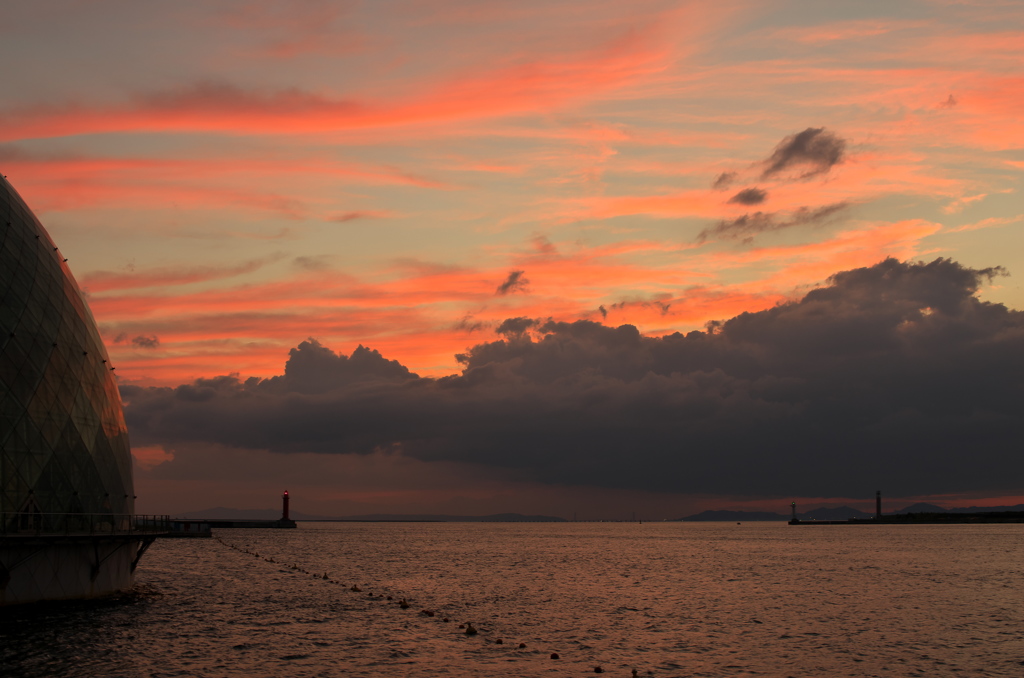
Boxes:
[212,536,633,673]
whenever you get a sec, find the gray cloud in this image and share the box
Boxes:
[495,317,538,338]
[728,187,767,205]
[258,338,416,395]
[454,315,486,334]
[761,127,846,179]
[496,270,529,295]
[610,299,671,315]
[699,202,848,243]
[712,171,737,190]
[293,255,332,271]
[131,335,160,349]
[122,258,1023,500]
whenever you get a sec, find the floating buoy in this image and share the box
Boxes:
[465,623,477,636]
[421,609,435,617]
[495,638,503,644]
[519,643,526,649]
[351,585,362,592]
[594,667,603,673]
[632,670,638,677]
[442,618,450,623]
[550,653,560,660]
[399,599,409,609]
[387,596,393,601]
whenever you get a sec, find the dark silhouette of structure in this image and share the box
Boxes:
[1,176,167,604]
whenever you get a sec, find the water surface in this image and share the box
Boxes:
[3,522,1023,676]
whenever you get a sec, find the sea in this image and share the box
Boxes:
[2,521,1023,677]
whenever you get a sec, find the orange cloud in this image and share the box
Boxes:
[82,257,281,293]
[947,214,1024,233]
[94,217,941,385]
[0,18,679,143]
[131,445,175,471]
[1,151,446,216]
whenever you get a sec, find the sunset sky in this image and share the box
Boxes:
[3,1,1023,518]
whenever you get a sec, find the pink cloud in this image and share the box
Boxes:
[1,151,447,216]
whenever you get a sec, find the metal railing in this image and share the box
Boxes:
[0,513,171,537]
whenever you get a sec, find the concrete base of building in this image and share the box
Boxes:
[0,535,153,605]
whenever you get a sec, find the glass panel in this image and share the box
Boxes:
[1,179,134,520]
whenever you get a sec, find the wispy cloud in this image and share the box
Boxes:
[760,128,846,180]
[698,202,849,243]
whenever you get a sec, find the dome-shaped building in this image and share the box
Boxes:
[1,175,159,605]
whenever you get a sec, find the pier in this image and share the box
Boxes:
[788,494,1024,525]
[168,491,297,537]
[790,511,1024,525]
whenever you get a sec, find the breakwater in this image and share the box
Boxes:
[789,511,1024,525]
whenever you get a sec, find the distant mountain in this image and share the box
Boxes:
[894,503,948,514]
[176,508,566,522]
[679,506,871,521]
[678,510,789,521]
[800,506,872,521]
[323,513,566,522]
[678,502,1024,523]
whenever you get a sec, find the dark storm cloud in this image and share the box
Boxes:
[761,127,846,179]
[727,187,767,205]
[122,258,1024,499]
[496,270,529,295]
[257,339,415,394]
[698,202,848,242]
[494,317,538,337]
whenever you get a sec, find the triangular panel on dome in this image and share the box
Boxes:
[1,175,136,526]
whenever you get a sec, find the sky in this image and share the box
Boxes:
[2,0,1023,518]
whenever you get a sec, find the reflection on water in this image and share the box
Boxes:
[3,522,1024,677]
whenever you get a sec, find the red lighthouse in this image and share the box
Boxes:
[282,490,290,521]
